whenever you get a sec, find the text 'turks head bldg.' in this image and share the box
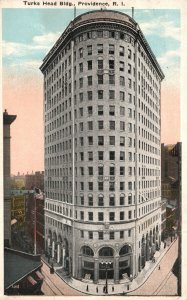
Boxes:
[40,9,164,288]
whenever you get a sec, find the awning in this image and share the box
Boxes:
[35,271,44,280]
[27,276,37,286]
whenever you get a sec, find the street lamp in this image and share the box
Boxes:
[101,261,112,294]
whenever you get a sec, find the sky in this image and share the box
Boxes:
[2,8,180,175]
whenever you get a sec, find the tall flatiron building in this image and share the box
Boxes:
[40,10,164,287]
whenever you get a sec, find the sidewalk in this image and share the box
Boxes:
[42,238,177,296]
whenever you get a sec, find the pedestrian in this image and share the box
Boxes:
[112,286,114,292]
[96,286,98,293]
[158,265,160,270]
[103,286,105,293]
[86,285,89,292]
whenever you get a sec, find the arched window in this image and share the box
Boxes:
[82,246,94,256]
[119,244,131,256]
[98,194,104,206]
[109,194,115,206]
[99,247,114,257]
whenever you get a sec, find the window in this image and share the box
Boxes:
[120,195,125,205]
[120,211,124,220]
[88,106,93,116]
[79,107,83,117]
[109,106,115,116]
[87,45,92,55]
[88,60,92,70]
[120,182,125,191]
[120,106,125,116]
[128,182,132,190]
[109,121,115,130]
[98,195,104,206]
[120,151,125,161]
[98,75,103,84]
[109,60,115,69]
[120,136,125,146]
[119,46,124,56]
[88,212,93,221]
[98,30,103,38]
[109,212,115,221]
[98,105,104,115]
[128,108,132,118]
[109,151,115,160]
[97,44,103,54]
[128,93,132,103]
[128,137,132,147]
[79,48,83,58]
[109,90,115,100]
[79,93,83,102]
[88,76,92,86]
[88,136,93,145]
[109,166,115,176]
[120,76,125,86]
[80,195,84,205]
[109,182,115,191]
[79,63,83,72]
[79,78,83,88]
[98,182,104,191]
[128,194,132,204]
[109,136,115,145]
[88,166,93,175]
[89,231,93,239]
[98,59,103,69]
[120,121,125,131]
[128,167,132,176]
[128,123,132,132]
[109,75,115,85]
[98,151,104,160]
[128,211,132,219]
[88,151,93,161]
[80,182,84,190]
[81,230,84,238]
[128,152,132,161]
[98,120,104,130]
[128,49,132,59]
[88,121,93,130]
[109,44,115,54]
[128,64,132,74]
[80,152,84,161]
[80,167,84,176]
[120,91,125,101]
[109,31,115,38]
[120,231,124,238]
[128,229,131,237]
[98,212,104,221]
[80,211,84,220]
[98,166,103,175]
[88,91,92,100]
[110,232,115,240]
[98,232,103,239]
[109,195,115,205]
[120,166,125,175]
[128,78,132,88]
[80,137,84,146]
[88,195,93,206]
[98,90,103,99]
[120,61,124,71]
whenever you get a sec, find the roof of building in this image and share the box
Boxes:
[4,248,42,290]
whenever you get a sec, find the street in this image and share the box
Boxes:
[41,261,85,296]
[129,238,178,295]
[41,239,178,296]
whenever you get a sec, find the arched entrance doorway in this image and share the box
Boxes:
[81,246,94,280]
[98,247,114,279]
[119,244,132,279]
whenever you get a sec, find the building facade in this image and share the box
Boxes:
[3,110,17,247]
[40,10,164,287]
